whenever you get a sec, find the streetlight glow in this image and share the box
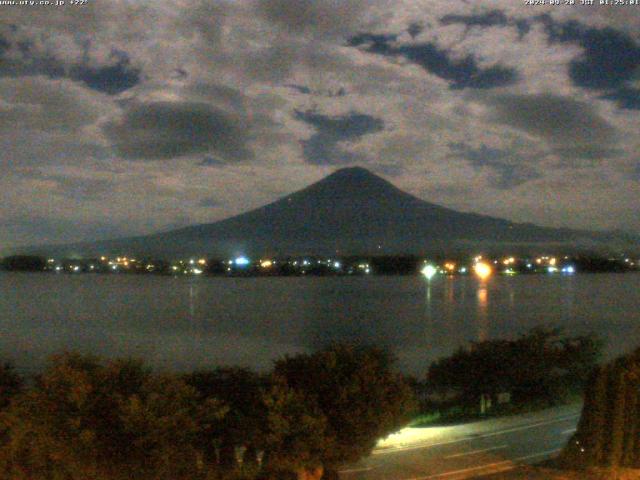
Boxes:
[474,262,492,280]
[421,264,437,280]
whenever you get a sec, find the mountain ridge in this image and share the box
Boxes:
[14,167,638,258]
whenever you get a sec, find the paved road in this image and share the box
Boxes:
[339,404,582,480]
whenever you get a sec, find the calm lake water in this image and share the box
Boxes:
[1,272,639,376]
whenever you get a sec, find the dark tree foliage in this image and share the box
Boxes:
[0,363,23,411]
[563,348,640,469]
[184,368,268,468]
[0,353,226,480]
[268,345,417,476]
[427,327,603,408]
[0,256,46,272]
[0,346,416,480]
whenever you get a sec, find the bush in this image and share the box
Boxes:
[562,348,640,469]
[426,327,602,411]
[265,344,417,477]
[0,353,227,480]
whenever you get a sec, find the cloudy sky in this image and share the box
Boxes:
[1,0,639,251]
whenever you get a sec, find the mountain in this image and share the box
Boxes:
[20,167,638,258]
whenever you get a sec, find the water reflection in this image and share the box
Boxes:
[477,282,489,342]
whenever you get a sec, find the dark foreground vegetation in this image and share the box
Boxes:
[484,347,640,479]
[561,347,640,470]
[0,329,614,479]
[0,346,415,480]
[417,327,602,423]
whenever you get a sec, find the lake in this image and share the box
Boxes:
[1,272,639,376]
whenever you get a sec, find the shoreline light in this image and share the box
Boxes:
[421,264,437,280]
[234,256,250,266]
[474,262,492,280]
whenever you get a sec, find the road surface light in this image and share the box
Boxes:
[421,264,437,280]
[474,262,492,280]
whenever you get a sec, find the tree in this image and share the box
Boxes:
[262,378,328,480]
[185,368,266,469]
[427,327,603,410]
[563,347,640,469]
[0,352,227,480]
[0,363,23,411]
[267,344,416,477]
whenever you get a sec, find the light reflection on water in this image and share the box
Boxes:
[0,272,639,376]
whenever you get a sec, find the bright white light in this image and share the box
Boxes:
[562,266,575,274]
[365,268,371,274]
[192,268,203,275]
[421,264,437,280]
[459,267,467,274]
[548,266,558,273]
[235,256,250,266]
[72,266,80,272]
[55,266,62,272]
[333,261,341,269]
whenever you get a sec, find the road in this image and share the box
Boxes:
[339,404,582,480]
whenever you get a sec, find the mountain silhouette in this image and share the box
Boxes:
[22,167,636,258]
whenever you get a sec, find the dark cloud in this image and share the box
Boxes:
[440,9,530,38]
[104,101,254,161]
[449,142,541,189]
[407,22,424,39]
[70,51,140,95]
[349,33,518,89]
[539,16,640,109]
[0,29,140,95]
[285,84,347,97]
[488,93,615,149]
[601,88,640,110]
[294,110,384,165]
